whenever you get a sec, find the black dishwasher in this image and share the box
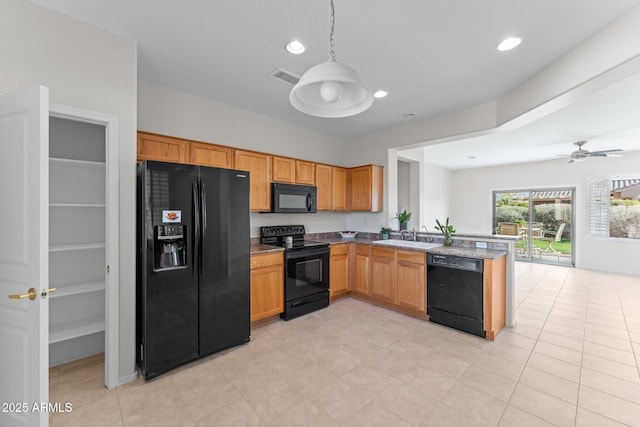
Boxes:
[427,253,485,338]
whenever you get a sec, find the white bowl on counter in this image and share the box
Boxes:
[338,231,358,239]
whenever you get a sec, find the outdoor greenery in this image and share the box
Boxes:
[515,239,572,255]
[496,203,572,240]
[610,204,640,238]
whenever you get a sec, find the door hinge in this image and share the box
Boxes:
[140,344,144,361]
[106,265,110,273]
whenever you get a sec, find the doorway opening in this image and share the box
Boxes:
[48,106,119,389]
[493,188,575,266]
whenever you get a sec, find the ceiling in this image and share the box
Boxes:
[28,0,640,168]
[399,71,640,169]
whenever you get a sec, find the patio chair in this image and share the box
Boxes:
[539,223,567,260]
[497,222,519,236]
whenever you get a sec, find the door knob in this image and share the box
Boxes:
[8,288,37,300]
[8,287,56,300]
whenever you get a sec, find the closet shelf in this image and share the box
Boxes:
[50,281,105,298]
[50,157,106,167]
[50,203,106,208]
[49,242,106,252]
[49,316,105,344]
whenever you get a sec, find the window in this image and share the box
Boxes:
[587,176,640,239]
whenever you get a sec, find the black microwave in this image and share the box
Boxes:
[271,183,317,213]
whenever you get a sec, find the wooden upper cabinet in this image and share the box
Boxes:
[332,167,347,211]
[348,165,383,212]
[272,156,295,183]
[315,164,333,211]
[234,150,272,211]
[137,132,189,164]
[190,142,234,169]
[295,160,315,185]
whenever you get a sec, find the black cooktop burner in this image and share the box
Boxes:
[259,225,329,252]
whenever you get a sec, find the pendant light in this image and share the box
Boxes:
[289,0,373,118]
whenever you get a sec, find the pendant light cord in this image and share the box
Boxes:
[329,0,336,61]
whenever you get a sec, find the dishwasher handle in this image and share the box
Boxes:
[427,253,483,273]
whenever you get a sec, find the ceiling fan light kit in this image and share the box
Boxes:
[564,140,624,163]
[289,0,373,118]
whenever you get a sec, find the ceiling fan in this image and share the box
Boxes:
[560,140,624,163]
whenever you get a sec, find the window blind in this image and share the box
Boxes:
[587,177,610,237]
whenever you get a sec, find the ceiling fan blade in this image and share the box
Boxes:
[590,149,624,154]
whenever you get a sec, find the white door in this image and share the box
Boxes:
[0,86,49,427]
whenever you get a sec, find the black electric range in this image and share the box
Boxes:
[260,225,329,251]
[260,225,330,320]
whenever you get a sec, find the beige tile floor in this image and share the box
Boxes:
[50,262,640,426]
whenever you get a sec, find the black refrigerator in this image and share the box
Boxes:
[136,160,250,379]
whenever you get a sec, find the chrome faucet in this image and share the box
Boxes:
[401,229,417,241]
[421,225,434,242]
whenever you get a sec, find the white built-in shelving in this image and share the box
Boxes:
[49,117,107,366]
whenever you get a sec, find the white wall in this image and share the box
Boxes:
[138,81,355,236]
[450,152,640,275]
[138,81,347,166]
[421,160,453,232]
[0,0,137,382]
[397,160,410,212]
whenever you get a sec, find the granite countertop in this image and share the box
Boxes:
[250,242,284,255]
[250,233,508,259]
[425,246,507,259]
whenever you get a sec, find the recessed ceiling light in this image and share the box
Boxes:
[285,40,306,55]
[373,90,388,99]
[497,37,522,52]
[403,113,416,119]
[373,90,388,98]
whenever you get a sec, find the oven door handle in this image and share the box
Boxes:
[284,247,329,259]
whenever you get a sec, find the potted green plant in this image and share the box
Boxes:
[435,217,456,246]
[394,209,412,231]
[380,227,392,240]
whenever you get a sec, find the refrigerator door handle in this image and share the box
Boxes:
[192,178,200,277]
[200,181,207,277]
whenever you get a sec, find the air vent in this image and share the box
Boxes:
[271,69,300,86]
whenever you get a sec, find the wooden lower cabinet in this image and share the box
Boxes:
[350,245,427,317]
[329,244,349,298]
[396,250,426,312]
[250,252,284,322]
[370,247,396,303]
[352,244,370,294]
[483,255,507,340]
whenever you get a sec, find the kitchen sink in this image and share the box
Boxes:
[372,240,442,250]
